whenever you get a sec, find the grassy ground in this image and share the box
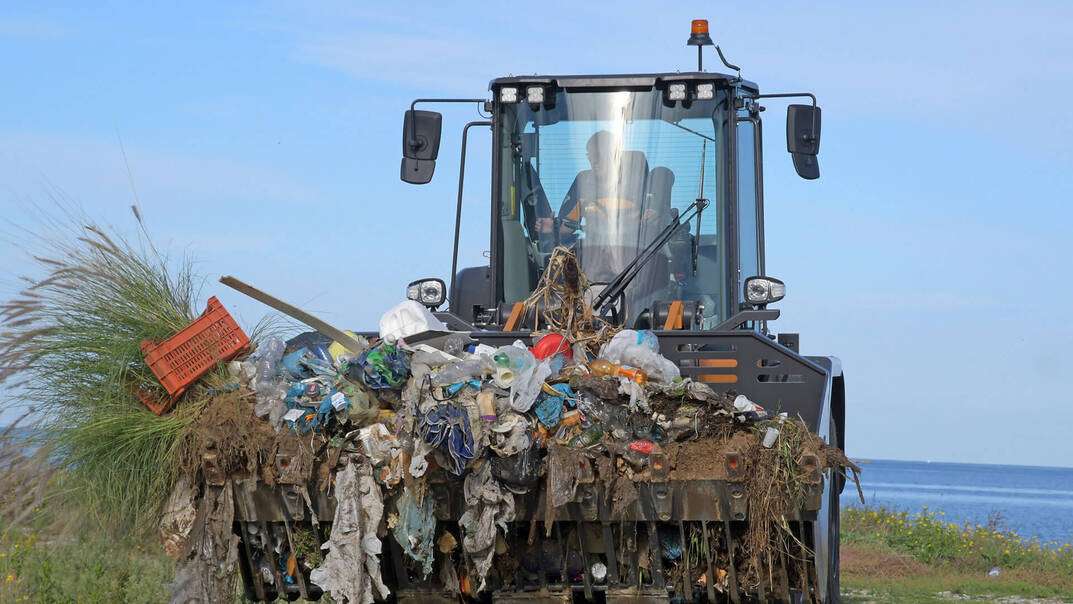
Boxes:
[2,507,1071,602]
[841,508,1073,603]
[0,529,174,603]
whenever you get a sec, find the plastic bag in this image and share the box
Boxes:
[358,424,398,465]
[510,358,552,412]
[490,443,544,489]
[392,487,437,578]
[599,329,680,383]
[354,342,410,389]
[418,404,476,475]
[379,300,448,343]
[534,383,573,428]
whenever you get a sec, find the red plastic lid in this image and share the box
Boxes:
[531,333,573,361]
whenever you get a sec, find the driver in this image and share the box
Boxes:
[535,130,634,245]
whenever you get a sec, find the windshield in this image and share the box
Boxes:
[496,86,729,326]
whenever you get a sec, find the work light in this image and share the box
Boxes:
[695,82,714,100]
[744,276,786,306]
[499,87,518,103]
[406,278,447,309]
[526,86,544,104]
[667,83,687,101]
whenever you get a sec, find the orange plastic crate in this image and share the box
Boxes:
[140,296,249,414]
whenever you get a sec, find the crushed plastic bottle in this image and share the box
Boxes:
[252,338,287,424]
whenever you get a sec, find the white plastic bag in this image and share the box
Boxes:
[510,359,552,413]
[378,300,448,343]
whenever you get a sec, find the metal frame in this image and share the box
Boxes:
[449,120,492,298]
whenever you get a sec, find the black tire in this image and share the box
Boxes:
[825,417,842,603]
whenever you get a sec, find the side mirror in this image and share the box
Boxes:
[400,110,442,184]
[786,104,821,180]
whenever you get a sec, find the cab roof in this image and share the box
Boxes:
[489,72,758,94]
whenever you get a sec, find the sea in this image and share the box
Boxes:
[842,459,1073,545]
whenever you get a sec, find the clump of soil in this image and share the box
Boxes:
[667,431,757,480]
[178,389,276,480]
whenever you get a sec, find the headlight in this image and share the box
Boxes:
[499,87,518,103]
[406,278,446,309]
[667,83,687,101]
[744,276,786,306]
[526,86,544,104]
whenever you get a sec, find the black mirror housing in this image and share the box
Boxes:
[401,110,442,184]
[786,104,821,180]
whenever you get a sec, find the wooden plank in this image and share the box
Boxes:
[503,301,525,332]
[219,275,367,353]
[663,300,684,330]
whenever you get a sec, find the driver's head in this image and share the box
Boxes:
[586,130,621,174]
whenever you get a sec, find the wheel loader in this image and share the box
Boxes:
[233,19,847,603]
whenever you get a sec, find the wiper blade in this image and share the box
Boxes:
[592,197,709,316]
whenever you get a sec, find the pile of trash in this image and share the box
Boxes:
[159,279,858,602]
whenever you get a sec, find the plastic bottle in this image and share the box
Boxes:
[254,338,285,392]
[493,345,533,371]
[571,426,604,448]
[443,334,464,357]
[431,358,487,385]
[589,359,648,384]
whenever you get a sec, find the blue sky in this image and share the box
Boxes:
[0,2,1071,466]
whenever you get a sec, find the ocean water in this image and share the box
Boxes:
[842,459,1073,545]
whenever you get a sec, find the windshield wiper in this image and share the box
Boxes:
[592,197,709,317]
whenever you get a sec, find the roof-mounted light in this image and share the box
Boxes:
[526,86,544,104]
[687,19,714,47]
[499,87,518,103]
[695,82,714,100]
[667,83,687,101]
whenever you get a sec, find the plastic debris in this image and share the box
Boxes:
[762,426,780,448]
[459,462,515,591]
[733,394,770,422]
[157,290,859,600]
[160,477,198,559]
[599,329,680,383]
[392,487,437,578]
[534,383,573,428]
[170,482,240,604]
[379,300,448,343]
[418,403,476,475]
[310,460,390,604]
[355,342,410,389]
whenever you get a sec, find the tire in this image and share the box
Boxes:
[825,417,842,603]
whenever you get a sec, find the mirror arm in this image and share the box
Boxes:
[756,92,818,141]
[408,98,487,152]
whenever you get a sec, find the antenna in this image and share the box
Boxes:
[693,140,708,274]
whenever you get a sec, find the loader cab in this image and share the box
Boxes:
[401,58,821,330]
[490,73,765,328]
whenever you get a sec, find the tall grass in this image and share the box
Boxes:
[0,209,224,533]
